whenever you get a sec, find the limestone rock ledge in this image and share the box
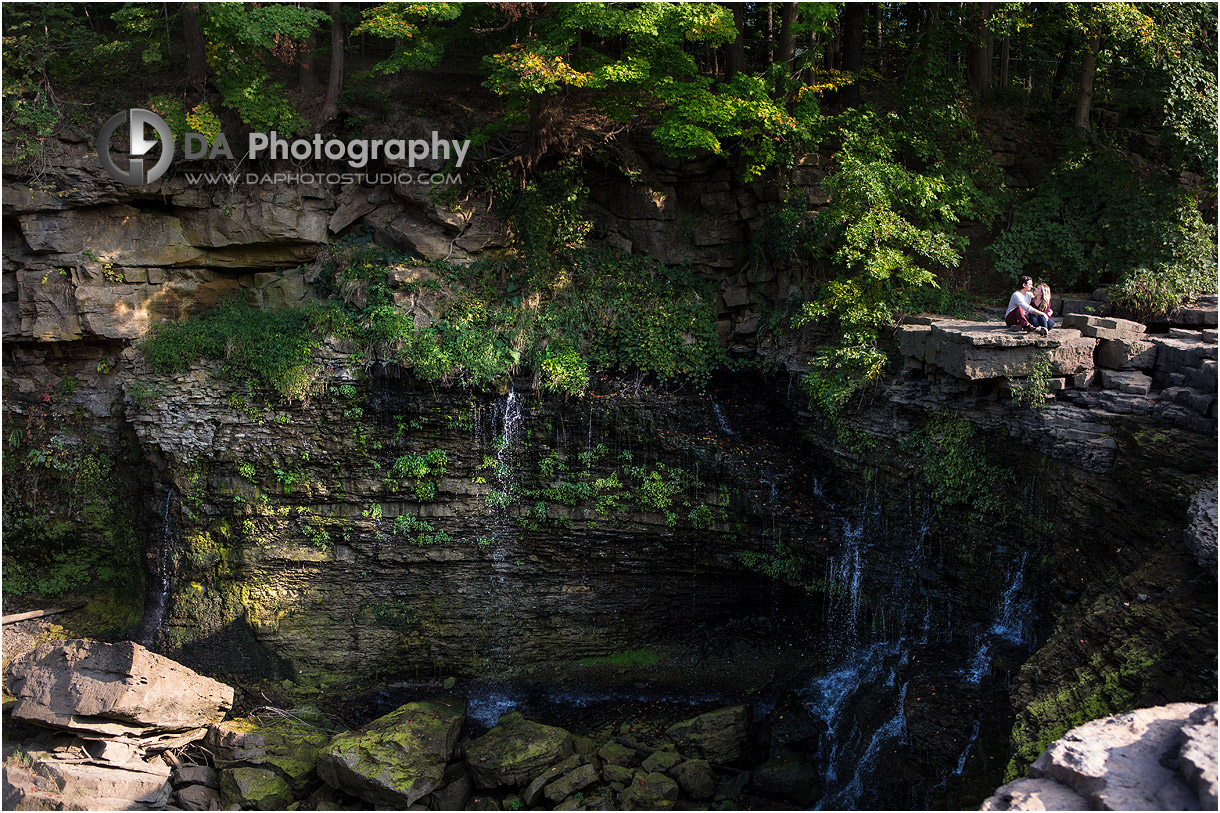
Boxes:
[981,702,1217,811]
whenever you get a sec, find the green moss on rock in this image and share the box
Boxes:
[316,698,466,807]
[464,711,574,789]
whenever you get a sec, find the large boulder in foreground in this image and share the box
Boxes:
[206,715,332,792]
[982,703,1217,811]
[665,705,753,765]
[316,698,466,807]
[464,712,574,788]
[5,640,234,749]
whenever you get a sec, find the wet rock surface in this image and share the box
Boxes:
[982,703,1218,811]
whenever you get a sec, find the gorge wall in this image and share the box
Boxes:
[3,135,1216,806]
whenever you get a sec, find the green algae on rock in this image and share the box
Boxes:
[464,711,575,789]
[316,697,466,807]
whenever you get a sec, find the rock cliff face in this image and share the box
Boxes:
[3,137,1216,808]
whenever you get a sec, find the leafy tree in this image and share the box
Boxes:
[354,2,464,74]
[200,3,329,136]
[989,142,1216,314]
[795,56,1000,417]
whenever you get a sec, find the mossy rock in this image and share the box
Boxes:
[220,766,294,811]
[206,715,332,792]
[464,711,574,789]
[670,759,715,800]
[640,749,682,773]
[620,770,678,810]
[316,697,467,808]
[665,705,752,765]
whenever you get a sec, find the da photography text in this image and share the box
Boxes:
[98,108,470,186]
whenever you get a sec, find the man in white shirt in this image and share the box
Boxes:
[1004,275,1049,336]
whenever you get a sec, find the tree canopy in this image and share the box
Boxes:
[3,1,1216,414]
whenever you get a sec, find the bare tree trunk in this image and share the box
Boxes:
[966,2,994,98]
[999,35,1010,88]
[182,3,208,88]
[1073,32,1100,130]
[767,3,774,64]
[777,2,797,66]
[320,2,344,124]
[300,29,318,93]
[840,3,866,107]
[726,4,746,80]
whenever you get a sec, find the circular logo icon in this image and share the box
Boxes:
[98,109,174,186]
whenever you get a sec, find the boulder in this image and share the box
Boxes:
[316,698,466,808]
[5,640,233,749]
[1026,703,1209,810]
[522,755,580,806]
[543,763,599,803]
[750,746,819,805]
[425,763,473,811]
[171,765,218,789]
[1178,703,1218,810]
[597,740,641,768]
[1097,370,1153,395]
[1060,314,1147,340]
[620,770,679,810]
[640,749,682,774]
[981,777,1089,810]
[464,712,574,789]
[205,715,332,791]
[3,742,173,811]
[1096,337,1156,370]
[219,766,294,811]
[922,322,1094,381]
[665,705,752,765]
[175,783,221,811]
[669,759,715,800]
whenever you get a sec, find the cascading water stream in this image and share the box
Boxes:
[136,488,175,649]
[964,551,1033,684]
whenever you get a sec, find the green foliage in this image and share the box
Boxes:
[794,73,1000,417]
[142,297,345,402]
[353,3,462,75]
[392,514,452,546]
[301,522,332,550]
[988,143,1216,309]
[201,4,328,135]
[899,416,1015,521]
[740,540,805,581]
[577,648,663,668]
[1008,358,1055,409]
[2,396,139,598]
[237,462,256,482]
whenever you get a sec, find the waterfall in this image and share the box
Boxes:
[135,488,175,649]
[964,551,1033,684]
[709,395,735,435]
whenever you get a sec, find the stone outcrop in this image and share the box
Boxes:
[206,715,332,793]
[1185,487,1218,571]
[316,698,465,807]
[981,703,1218,811]
[2,642,236,812]
[6,640,234,749]
[465,712,574,789]
[665,705,754,765]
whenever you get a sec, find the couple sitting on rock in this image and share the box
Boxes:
[1005,275,1054,336]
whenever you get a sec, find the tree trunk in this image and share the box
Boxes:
[840,3,866,107]
[726,4,746,80]
[766,3,774,64]
[999,35,1010,88]
[182,3,208,88]
[320,3,344,124]
[1073,32,1100,130]
[300,29,318,93]
[1050,36,1073,100]
[966,3,994,98]
[777,2,797,66]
